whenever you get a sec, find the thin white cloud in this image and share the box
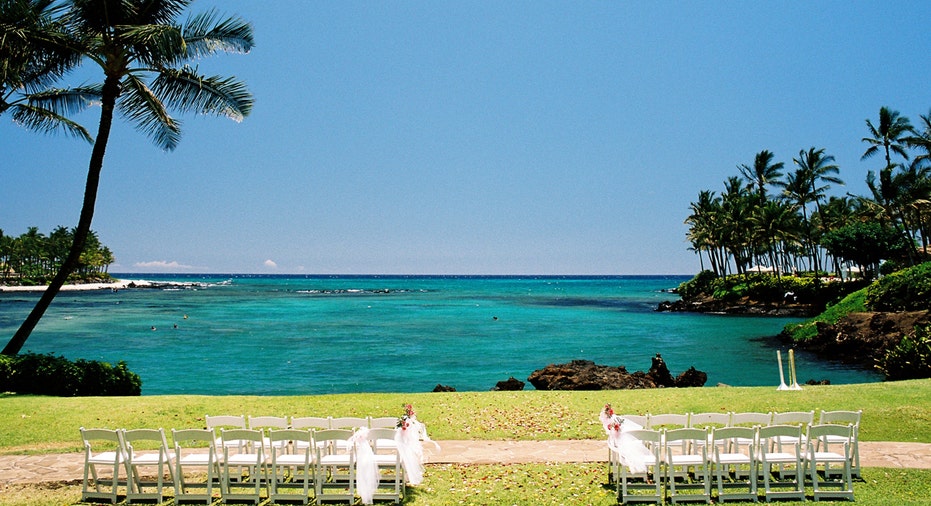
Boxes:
[264,259,278,269]
[133,260,194,270]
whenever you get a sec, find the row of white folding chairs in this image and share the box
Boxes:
[206,414,401,432]
[612,423,857,504]
[614,410,862,478]
[619,410,861,431]
[80,425,403,505]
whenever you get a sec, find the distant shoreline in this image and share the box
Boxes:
[0,279,152,292]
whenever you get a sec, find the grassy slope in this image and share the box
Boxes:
[783,288,868,341]
[2,382,931,505]
[2,380,930,454]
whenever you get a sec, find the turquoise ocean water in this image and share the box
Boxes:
[0,275,881,395]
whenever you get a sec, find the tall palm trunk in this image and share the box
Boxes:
[2,76,118,356]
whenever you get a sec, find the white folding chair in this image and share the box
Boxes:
[756,425,805,502]
[690,412,731,453]
[607,414,649,480]
[292,416,331,430]
[330,416,369,453]
[664,427,711,504]
[648,413,689,430]
[291,416,331,452]
[728,412,772,452]
[172,428,223,504]
[122,428,175,503]
[690,412,730,429]
[248,415,289,452]
[770,411,813,442]
[614,428,663,505]
[729,412,773,428]
[206,414,247,451]
[369,416,401,452]
[368,427,405,504]
[709,427,756,502]
[268,428,315,505]
[622,414,650,428]
[770,411,813,478]
[220,428,268,504]
[80,427,127,505]
[329,416,369,429]
[819,409,862,478]
[314,429,356,504]
[805,424,855,501]
[369,416,400,429]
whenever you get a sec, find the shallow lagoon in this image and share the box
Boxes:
[0,275,881,394]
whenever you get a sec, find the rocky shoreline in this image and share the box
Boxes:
[787,310,931,369]
[657,292,930,380]
[656,295,821,317]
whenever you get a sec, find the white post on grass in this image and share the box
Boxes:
[777,350,789,390]
[788,349,802,390]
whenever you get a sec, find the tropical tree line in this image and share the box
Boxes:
[1,0,254,356]
[686,106,931,281]
[0,226,113,283]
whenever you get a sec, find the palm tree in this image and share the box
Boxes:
[3,0,254,356]
[685,190,725,276]
[0,229,11,282]
[782,167,818,272]
[906,109,931,169]
[750,199,799,278]
[737,149,784,204]
[905,109,931,254]
[865,163,921,264]
[862,106,913,168]
[816,196,857,275]
[0,0,93,140]
[860,103,924,262]
[720,176,754,275]
[792,147,843,274]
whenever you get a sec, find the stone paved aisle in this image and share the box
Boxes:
[1,440,929,485]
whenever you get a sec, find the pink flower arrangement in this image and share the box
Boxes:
[397,403,416,430]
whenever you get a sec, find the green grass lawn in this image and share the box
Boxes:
[1,379,930,504]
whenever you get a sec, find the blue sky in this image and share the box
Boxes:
[2,1,930,275]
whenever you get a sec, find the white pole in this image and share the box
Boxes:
[777,350,789,390]
[788,349,802,390]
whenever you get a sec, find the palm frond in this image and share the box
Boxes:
[26,84,101,116]
[118,72,181,150]
[1,0,79,90]
[181,9,254,59]
[9,102,93,142]
[116,23,185,66]
[151,65,252,121]
[136,0,191,25]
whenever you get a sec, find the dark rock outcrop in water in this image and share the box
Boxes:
[432,384,456,392]
[491,377,525,391]
[527,354,707,390]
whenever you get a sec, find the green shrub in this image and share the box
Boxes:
[681,271,866,308]
[676,270,717,300]
[866,261,931,311]
[876,325,931,380]
[0,352,141,396]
